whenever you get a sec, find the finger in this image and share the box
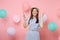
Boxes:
[23,14,25,18]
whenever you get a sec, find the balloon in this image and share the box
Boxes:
[43,14,48,22]
[13,15,20,23]
[48,22,57,32]
[7,27,16,36]
[0,9,7,18]
[23,3,30,12]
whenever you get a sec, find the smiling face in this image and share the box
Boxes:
[32,9,38,17]
[28,7,39,24]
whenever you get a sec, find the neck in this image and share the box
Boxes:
[33,16,36,18]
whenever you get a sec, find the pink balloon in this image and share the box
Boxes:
[13,15,20,23]
[23,3,30,12]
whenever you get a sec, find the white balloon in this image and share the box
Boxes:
[7,27,16,36]
[13,15,20,23]
[43,14,48,22]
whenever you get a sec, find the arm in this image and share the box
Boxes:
[40,14,44,28]
[23,14,28,28]
[40,20,44,28]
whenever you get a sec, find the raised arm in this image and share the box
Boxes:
[39,13,47,28]
[23,14,28,28]
[40,14,44,28]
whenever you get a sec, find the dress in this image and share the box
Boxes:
[25,17,41,40]
[25,15,47,40]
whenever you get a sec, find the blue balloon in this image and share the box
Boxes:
[48,22,57,32]
[0,9,7,18]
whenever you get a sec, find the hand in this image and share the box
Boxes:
[23,14,28,28]
[39,13,44,28]
[23,14,26,21]
[41,13,44,19]
[42,13,44,17]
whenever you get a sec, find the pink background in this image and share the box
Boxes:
[0,0,60,40]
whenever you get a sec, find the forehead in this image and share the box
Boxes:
[33,9,37,11]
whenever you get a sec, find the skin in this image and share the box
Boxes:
[23,8,44,28]
[32,9,38,17]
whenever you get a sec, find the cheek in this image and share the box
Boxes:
[35,12,38,15]
[32,12,38,16]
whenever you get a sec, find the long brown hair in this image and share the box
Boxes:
[28,7,39,24]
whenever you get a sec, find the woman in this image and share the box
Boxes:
[23,7,45,40]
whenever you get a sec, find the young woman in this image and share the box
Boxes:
[23,7,45,40]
